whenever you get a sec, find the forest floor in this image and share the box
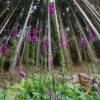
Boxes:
[0,59,100,89]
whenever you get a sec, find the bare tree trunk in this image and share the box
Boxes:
[10,1,34,73]
[73,0,100,40]
[58,11,71,65]
[48,3,53,71]
[72,9,97,63]
[36,21,41,67]
[0,0,21,35]
[53,0,66,68]
[67,15,83,64]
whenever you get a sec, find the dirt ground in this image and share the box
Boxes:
[0,59,100,88]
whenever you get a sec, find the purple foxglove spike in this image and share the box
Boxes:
[0,43,10,56]
[32,25,39,34]
[49,2,55,16]
[96,90,100,93]
[66,34,70,48]
[89,33,95,41]
[40,46,46,53]
[81,38,87,48]
[43,38,48,46]
[47,90,52,97]
[48,57,53,65]
[56,95,59,100]
[26,32,31,42]
[19,70,26,78]
[14,96,16,100]
[60,35,66,48]
[35,25,39,33]
[11,24,19,39]
[31,34,38,43]
[86,25,95,41]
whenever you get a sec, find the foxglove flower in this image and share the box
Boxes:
[19,70,26,78]
[60,35,65,48]
[96,90,100,93]
[60,34,70,48]
[11,24,19,39]
[26,32,31,42]
[42,38,48,46]
[0,43,9,56]
[89,33,95,41]
[32,25,39,34]
[40,46,46,54]
[81,38,87,48]
[14,96,16,100]
[49,2,55,16]
[56,95,59,100]
[40,39,48,54]
[31,34,38,43]
[66,33,70,48]
[86,26,95,41]
[46,89,52,97]
[48,57,53,65]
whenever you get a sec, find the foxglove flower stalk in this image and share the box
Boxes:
[60,34,70,48]
[42,38,48,46]
[49,2,55,16]
[60,35,65,48]
[56,95,59,100]
[48,57,53,65]
[86,26,95,41]
[81,38,87,48]
[14,96,16,100]
[46,89,52,97]
[89,33,95,41]
[66,34,70,48]
[40,45,46,54]
[19,70,26,78]
[26,32,31,42]
[11,24,19,39]
[32,25,39,34]
[31,34,38,43]
[96,90,100,93]
[40,39,48,54]
[0,43,9,56]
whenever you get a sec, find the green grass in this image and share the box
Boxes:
[3,72,100,100]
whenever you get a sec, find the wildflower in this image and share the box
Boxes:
[48,57,53,65]
[96,90,100,93]
[81,38,87,48]
[26,32,31,42]
[0,43,10,56]
[86,26,95,41]
[40,39,48,54]
[14,96,16,100]
[19,70,26,78]
[66,33,70,48]
[42,38,48,46]
[40,46,46,54]
[31,34,38,43]
[56,95,59,100]
[11,24,19,39]
[60,35,65,48]
[60,34,70,48]
[89,33,95,41]
[32,25,39,34]
[47,89,52,97]
[49,2,55,16]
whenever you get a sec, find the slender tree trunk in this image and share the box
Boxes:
[48,3,53,71]
[73,0,100,40]
[10,1,34,73]
[67,15,83,64]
